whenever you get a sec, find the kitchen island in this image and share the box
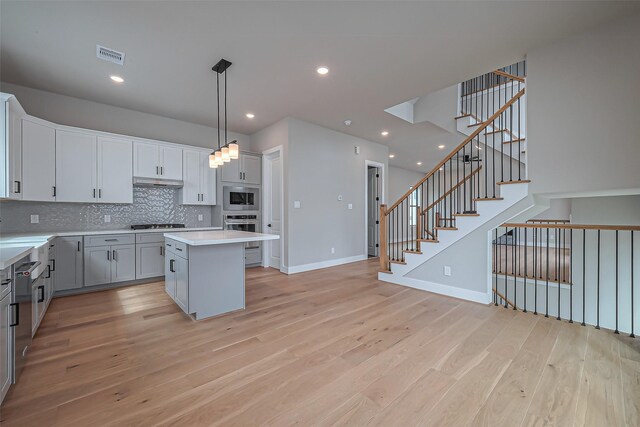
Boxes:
[163,230,279,320]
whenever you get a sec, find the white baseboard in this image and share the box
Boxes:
[377,273,492,305]
[284,255,368,274]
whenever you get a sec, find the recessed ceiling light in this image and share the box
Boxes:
[246,113,255,119]
[344,120,352,126]
[438,144,445,149]
[417,162,423,166]
[316,66,329,75]
[389,154,395,158]
[381,131,389,136]
[110,75,124,83]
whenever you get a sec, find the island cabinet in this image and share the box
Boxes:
[0,288,12,403]
[135,234,165,279]
[164,239,189,313]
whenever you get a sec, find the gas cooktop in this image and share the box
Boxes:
[130,224,186,230]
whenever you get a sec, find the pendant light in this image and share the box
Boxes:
[209,58,238,168]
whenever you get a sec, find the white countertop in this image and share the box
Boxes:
[0,227,222,268]
[164,230,279,246]
[0,245,36,270]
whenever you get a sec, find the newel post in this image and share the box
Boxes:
[379,204,388,271]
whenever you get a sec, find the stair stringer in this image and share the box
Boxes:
[384,182,529,278]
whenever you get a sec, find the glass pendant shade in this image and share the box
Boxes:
[215,150,223,164]
[221,146,231,162]
[229,142,239,159]
[209,153,218,168]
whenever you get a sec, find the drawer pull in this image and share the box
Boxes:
[176,247,183,252]
[104,239,118,242]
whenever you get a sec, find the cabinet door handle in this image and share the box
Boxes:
[107,250,110,261]
[239,171,242,180]
[14,180,21,194]
[112,250,117,261]
[38,285,45,303]
[77,241,81,252]
[45,264,51,279]
[160,246,164,256]
[99,189,102,198]
[169,259,175,272]
[160,166,163,175]
[9,303,19,327]
[52,186,56,197]
[93,189,96,198]
[156,166,159,175]
[51,259,56,272]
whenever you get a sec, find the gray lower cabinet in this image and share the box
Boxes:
[0,291,11,404]
[84,243,135,287]
[165,241,189,314]
[136,233,165,279]
[53,236,83,291]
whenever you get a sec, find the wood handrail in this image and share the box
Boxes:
[501,223,640,231]
[526,219,571,224]
[384,87,526,215]
[493,69,525,83]
[423,166,482,213]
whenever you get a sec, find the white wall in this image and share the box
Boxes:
[389,166,424,203]
[412,84,459,133]
[287,118,388,269]
[570,195,640,226]
[0,82,250,150]
[526,13,640,197]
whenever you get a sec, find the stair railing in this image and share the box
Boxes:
[493,223,638,338]
[379,70,525,272]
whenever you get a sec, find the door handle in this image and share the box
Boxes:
[169,259,175,272]
[268,224,272,228]
[38,285,45,303]
[9,303,19,327]
[112,250,117,261]
[14,180,21,193]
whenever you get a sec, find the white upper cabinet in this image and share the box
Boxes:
[97,137,133,203]
[21,119,56,201]
[181,150,216,205]
[160,146,183,180]
[1,95,25,200]
[55,130,97,203]
[221,152,261,185]
[133,141,182,180]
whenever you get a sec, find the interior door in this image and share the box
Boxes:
[55,130,97,202]
[367,167,380,257]
[266,153,282,269]
[181,150,201,205]
[97,137,133,203]
[21,119,56,201]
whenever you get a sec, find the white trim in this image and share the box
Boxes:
[378,272,492,305]
[284,255,368,275]
[261,145,285,272]
[364,160,385,258]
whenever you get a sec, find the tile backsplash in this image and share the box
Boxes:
[0,187,214,234]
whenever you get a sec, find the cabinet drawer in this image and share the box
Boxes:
[165,239,188,258]
[245,248,262,265]
[136,233,164,244]
[0,266,11,301]
[85,234,135,247]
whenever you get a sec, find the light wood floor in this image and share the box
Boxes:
[493,244,572,284]
[1,259,638,426]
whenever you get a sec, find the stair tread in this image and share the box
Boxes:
[435,227,458,230]
[474,197,504,201]
[454,213,480,217]
[403,249,422,254]
[389,259,407,265]
[496,179,531,185]
[418,239,440,243]
[503,138,526,144]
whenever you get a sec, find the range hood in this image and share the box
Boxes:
[133,177,184,188]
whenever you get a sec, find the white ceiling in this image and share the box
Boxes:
[2,1,638,172]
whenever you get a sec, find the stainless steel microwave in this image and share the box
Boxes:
[223,186,260,211]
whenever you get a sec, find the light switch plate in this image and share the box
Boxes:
[30,214,39,224]
[198,214,203,221]
[348,203,353,210]
[294,201,301,209]
[104,215,111,223]
[444,265,452,276]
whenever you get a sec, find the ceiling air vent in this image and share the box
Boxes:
[96,45,125,65]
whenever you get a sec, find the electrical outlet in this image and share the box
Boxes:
[337,195,343,201]
[331,247,335,254]
[30,214,39,224]
[198,214,203,221]
[104,215,111,223]
[348,203,353,210]
[444,265,452,276]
